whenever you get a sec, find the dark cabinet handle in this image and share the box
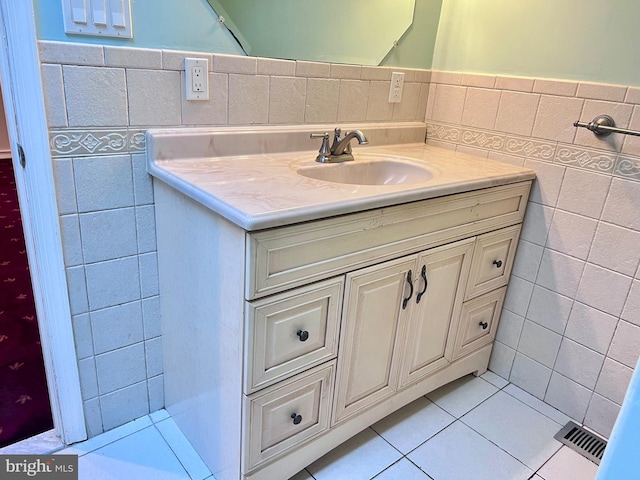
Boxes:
[479,321,488,330]
[493,260,503,268]
[297,330,309,342]
[402,270,413,310]
[416,265,428,304]
[291,413,302,425]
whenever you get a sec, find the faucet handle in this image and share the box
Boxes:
[310,132,332,162]
[331,127,342,152]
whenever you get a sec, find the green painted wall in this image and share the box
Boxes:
[35,0,640,84]
[433,0,640,86]
[381,0,442,69]
[33,0,244,55]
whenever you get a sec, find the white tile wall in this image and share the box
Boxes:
[535,250,584,298]
[602,177,640,230]
[41,39,640,442]
[51,159,77,214]
[554,338,605,390]
[545,372,592,421]
[79,208,137,263]
[104,46,162,69]
[73,155,134,212]
[41,64,68,128]
[127,70,182,126]
[99,381,149,431]
[228,74,270,124]
[269,76,306,124]
[60,214,83,266]
[522,159,565,206]
[608,321,640,368]
[95,343,146,395]
[426,70,640,438]
[495,309,525,348]
[90,302,144,355]
[366,81,394,120]
[41,41,433,437]
[517,320,562,368]
[564,302,618,354]
[181,73,228,125]
[85,257,141,311]
[495,91,540,136]
[63,66,128,126]
[526,286,573,334]
[509,352,552,400]
[545,210,598,260]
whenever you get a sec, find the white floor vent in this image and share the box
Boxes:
[554,421,607,465]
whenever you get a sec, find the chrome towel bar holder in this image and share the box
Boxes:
[574,114,640,137]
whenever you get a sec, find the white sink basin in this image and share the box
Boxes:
[297,155,435,185]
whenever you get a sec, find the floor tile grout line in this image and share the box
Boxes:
[456,416,556,477]
[369,455,435,480]
[66,416,155,457]
[450,383,562,475]
[151,422,201,480]
[501,385,571,426]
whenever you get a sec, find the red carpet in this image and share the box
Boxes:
[0,158,53,448]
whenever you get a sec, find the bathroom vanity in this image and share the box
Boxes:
[147,123,535,480]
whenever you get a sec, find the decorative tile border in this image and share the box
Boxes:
[614,156,640,180]
[426,122,640,181]
[49,128,146,158]
[461,128,505,151]
[427,123,506,151]
[555,144,616,174]
[128,130,147,152]
[426,123,461,143]
[504,136,556,161]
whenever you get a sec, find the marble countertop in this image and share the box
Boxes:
[148,140,535,231]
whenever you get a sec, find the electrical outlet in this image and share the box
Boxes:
[388,71,404,103]
[185,57,209,101]
[192,66,205,92]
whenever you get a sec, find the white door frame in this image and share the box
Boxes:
[0,0,86,445]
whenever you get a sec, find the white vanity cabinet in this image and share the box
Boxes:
[334,238,474,423]
[155,179,531,480]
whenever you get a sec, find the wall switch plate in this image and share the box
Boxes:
[389,71,405,103]
[62,0,133,38]
[185,58,209,101]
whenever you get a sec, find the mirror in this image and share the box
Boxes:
[206,0,417,66]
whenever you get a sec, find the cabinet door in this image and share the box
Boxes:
[398,238,474,388]
[333,256,416,423]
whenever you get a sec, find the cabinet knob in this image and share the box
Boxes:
[493,259,503,268]
[291,413,302,425]
[297,330,309,342]
[479,321,489,330]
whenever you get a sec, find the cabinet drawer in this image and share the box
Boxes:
[247,182,531,299]
[243,361,335,472]
[245,278,343,394]
[452,287,506,360]
[465,225,520,300]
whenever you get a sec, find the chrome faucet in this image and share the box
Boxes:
[310,127,369,163]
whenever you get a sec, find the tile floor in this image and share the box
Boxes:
[34,372,603,479]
